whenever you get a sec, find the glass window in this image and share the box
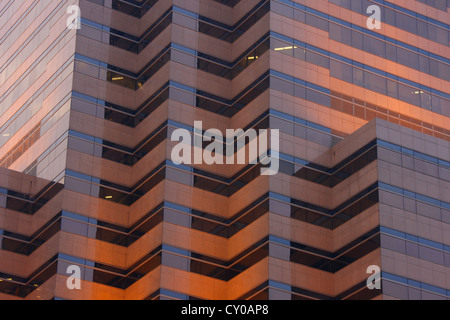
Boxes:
[294,85,306,100]
[307,89,330,107]
[385,43,397,62]
[330,60,353,83]
[353,68,364,87]
[417,20,428,39]
[428,24,449,45]
[418,55,430,74]
[387,79,398,99]
[396,12,417,34]
[397,48,419,70]
[398,84,421,107]
[306,51,330,68]
[430,60,450,82]
[384,7,396,26]
[420,92,432,111]
[306,14,329,31]
[363,35,385,57]
[365,72,387,95]
[294,47,306,61]
[351,30,364,51]
[330,24,351,45]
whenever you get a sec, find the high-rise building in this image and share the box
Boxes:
[0,0,449,300]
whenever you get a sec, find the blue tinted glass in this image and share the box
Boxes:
[58,254,85,265]
[160,289,189,300]
[405,234,418,242]
[418,238,443,250]
[381,226,405,239]
[269,280,291,291]
[407,279,421,289]
[269,192,291,203]
[269,235,291,246]
[421,283,447,296]
[382,272,408,284]
[162,244,191,257]
[165,202,191,214]
[62,211,89,223]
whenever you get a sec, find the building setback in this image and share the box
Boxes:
[0,0,449,300]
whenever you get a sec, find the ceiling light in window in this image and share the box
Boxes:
[274,46,298,51]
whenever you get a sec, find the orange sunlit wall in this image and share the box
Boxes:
[0,0,449,300]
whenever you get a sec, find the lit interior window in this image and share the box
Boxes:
[274,46,298,51]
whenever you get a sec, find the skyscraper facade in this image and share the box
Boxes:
[0,0,449,300]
